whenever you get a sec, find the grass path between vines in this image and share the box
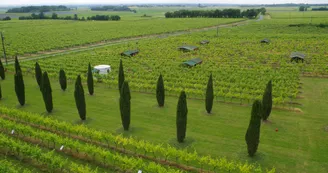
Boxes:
[0,73,327,172]
[4,19,249,65]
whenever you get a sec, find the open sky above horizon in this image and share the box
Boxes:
[1,0,327,6]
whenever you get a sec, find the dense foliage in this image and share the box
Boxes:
[59,69,67,91]
[91,5,134,12]
[87,63,94,95]
[120,81,131,131]
[35,62,42,87]
[7,5,70,13]
[165,8,265,18]
[312,7,328,11]
[245,100,262,157]
[40,71,53,113]
[262,80,272,121]
[176,91,188,143]
[156,74,165,107]
[205,73,214,114]
[74,75,86,121]
[14,71,25,106]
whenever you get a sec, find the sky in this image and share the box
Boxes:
[0,0,326,6]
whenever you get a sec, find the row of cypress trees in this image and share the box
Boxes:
[245,80,273,157]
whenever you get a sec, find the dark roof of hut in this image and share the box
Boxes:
[183,58,203,67]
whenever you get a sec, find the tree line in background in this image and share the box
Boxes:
[0,16,11,21]
[0,57,273,157]
[165,8,266,19]
[90,5,137,13]
[6,5,70,13]
[18,12,121,21]
[312,7,328,11]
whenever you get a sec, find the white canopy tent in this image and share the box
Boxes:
[93,65,111,75]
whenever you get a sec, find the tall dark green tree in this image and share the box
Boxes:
[118,59,125,92]
[59,69,67,91]
[0,58,5,80]
[0,84,2,99]
[14,71,25,106]
[41,72,53,113]
[87,63,94,95]
[74,75,86,121]
[35,62,42,87]
[245,100,262,157]
[119,81,131,131]
[176,91,188,143]
[205,73,214,114]
[14,56,21,74]
[156,74,165,107]
[262,80,272,121]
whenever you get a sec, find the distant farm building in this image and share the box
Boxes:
[121,50,139,57]
[261,38,270,43]
[200,40,210,45]
[182,58,203,67]
[290,52,305,63]
[178,45,198,52]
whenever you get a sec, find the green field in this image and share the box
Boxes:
[0,5,328,173]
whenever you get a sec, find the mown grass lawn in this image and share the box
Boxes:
[0,73,327,173]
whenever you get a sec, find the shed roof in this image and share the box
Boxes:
[200,40,210,44]
[179,45,198,51]
[290,52,305,59]
[121,50,139,56]
[183,58,202,67]
[261,38,270,43]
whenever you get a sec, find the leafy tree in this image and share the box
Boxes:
[245,100,262,157]
[41,72,53,113]
[87,63,94,95]
[205,73,214,114]
[119,81,131,131]
[0,58,5,80]
[118,59,125,92]
[74,14,78,20]
[262,80,272,121]
[51,13,58,19]
[59,69,67,91]
[299,6,307,11]
[74,75,86,121]
[156,74,165,107]
[35,62,42,87]
[14,56,21,74]
[176,91,188,143]
[14,71,25,106]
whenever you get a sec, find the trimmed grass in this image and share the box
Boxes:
[0,73,327,172]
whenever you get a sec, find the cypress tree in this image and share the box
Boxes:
[156,74,165,107]
[205,73,214,114]
[35,62,42,87]
[0,58,5,80]
[74,75,86,121]
[14,56,21,74]
[59,69,67,91]
[87,63,94,95]
[262,80,272,121]
[245,100,262,157]
[14,71,25,106]
[41,72,53,113]
[0,84,2,99]
[118,59,125,92]
[176,91,188,143]
[119,81,131,131]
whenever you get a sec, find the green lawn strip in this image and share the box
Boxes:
[0,73,326,172]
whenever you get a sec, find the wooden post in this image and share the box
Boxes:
[0,32,7,65]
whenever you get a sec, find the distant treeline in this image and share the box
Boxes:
[241,3,328,7]
[90,5,136,13]
[165,8,266,19]
[6,5,70,13]
[19,12,120,21]
[312,7,328,11]
[1,16,11,21]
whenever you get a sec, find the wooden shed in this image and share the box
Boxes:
[290,52,305,63]
[121,50,139,57]
[178,45,198,52]
[182,58,203,67]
